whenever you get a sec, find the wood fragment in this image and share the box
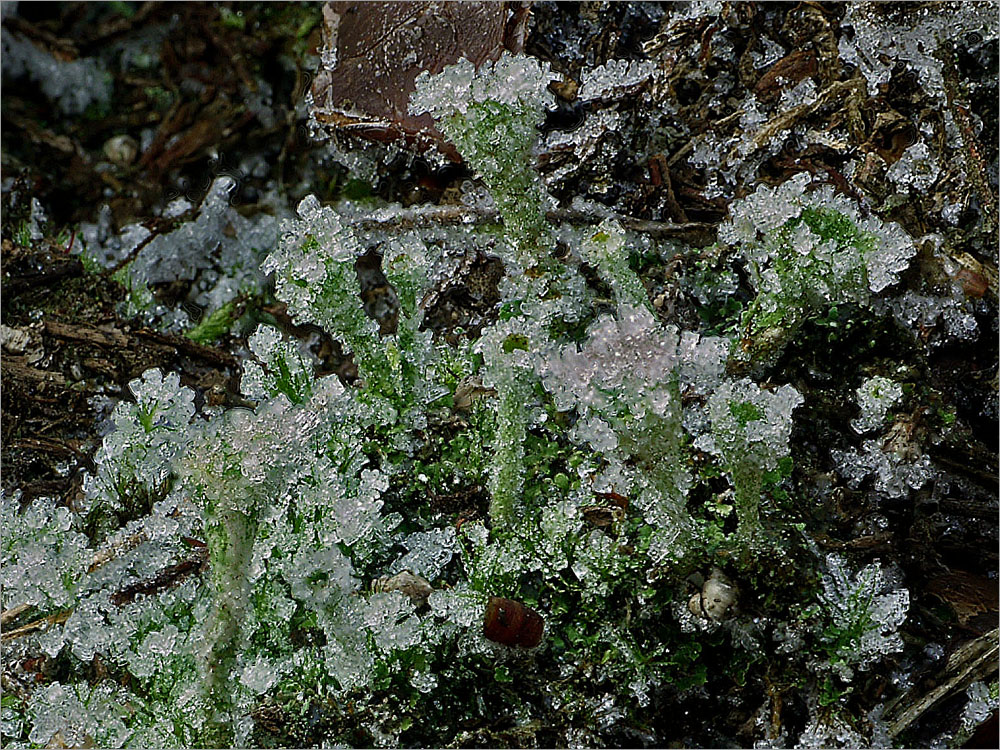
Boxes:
[885,628,1000,738]
[744,79,864,155]
[0,603,32,627]
[0,609,73,643]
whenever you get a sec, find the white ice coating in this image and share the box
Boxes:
[840,2,998,102]
[577,58,657,101]
[851,376,904,435]
[961,681,1000,735]
[241,324,316,403]
[540,304,728,420]
[409,54,554,118]
[818,554,909,679]
[832,438,935,499]
[887,141,940,192]
[395,526,458,581]
[1,29,112,115]
[82,369,196,518]
[75,176,277,331]
[1,493,89,612]
[24,682,130,749]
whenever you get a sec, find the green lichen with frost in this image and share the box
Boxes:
[2,51,936,750]
[698,378,803,554]
[411,56,555,259]
[720,172,916,362]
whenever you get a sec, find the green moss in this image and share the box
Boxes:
[185,299,238,345]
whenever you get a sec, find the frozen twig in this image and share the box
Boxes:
[355,204,715,244]
[885,628,1000,738]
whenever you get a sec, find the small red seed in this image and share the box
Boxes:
[483,596,544,648]
[955,268,988,298]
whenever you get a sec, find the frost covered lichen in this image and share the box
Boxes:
[814,555,909,681]
[4,23,985,746]
[720,172,916,363]
[698,378,803,552]
[411,55,555,258]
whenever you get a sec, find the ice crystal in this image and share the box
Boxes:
[794,710,868,749]
[817,554,909,680]
[286,545,356,610]
[887,141,940,193]
[263,194,366,337]
[540,303,726,541]
[241,324,316,404]
[78,177,277,330]
[1,29,112,115]
[878,288,979,345]
[577,58,657,101]
[578,219,653,312]
[24,681,132,749]
[541,304,727,419]
[840,2,998,103]
[851,376,904,435]
[961,681,1000,735]
[82,369,195,526]
[395,526,458,581]
[1,493,89,611]
[832,437,934,499]
[410,54,553,119]
[721,173,916,358]
[428,582,486,630]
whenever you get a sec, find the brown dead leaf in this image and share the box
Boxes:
[310,1,531,160]
[753,49,818,103]
[926,570,1000,634]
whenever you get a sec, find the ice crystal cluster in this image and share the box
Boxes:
[1,494,89,612]
[793,709,871,750]
[82,370,196,531]
[720,172,916,361]
[815,554,909,681]
[1,28,113,115]
[840,2,998,104]
[78,176,278,334]
[959,681,1000,737]
[3,49,940,750]
[850,376,904,435]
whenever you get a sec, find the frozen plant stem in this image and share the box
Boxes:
[411,56,555,264]
[180,425,259,748]
[489,379,527,527]
[200,507,254,748]
[439,103,550,255]
[706,379,803,560]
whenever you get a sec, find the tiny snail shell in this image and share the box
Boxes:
[102,134,139,167]
[689,567,738,622]
[371,570,434,608]
[483,596,544,648]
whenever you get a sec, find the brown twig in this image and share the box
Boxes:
[0,603,32,628]
[354,204,716,245]
[884,628,999,738]
[43,319,237,370]
[742,78,864,157]
[0,608,73,643]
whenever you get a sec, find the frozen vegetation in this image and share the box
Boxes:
[1,3,997,749]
